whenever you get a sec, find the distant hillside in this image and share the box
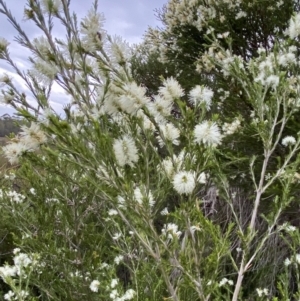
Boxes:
[0,114,21,137]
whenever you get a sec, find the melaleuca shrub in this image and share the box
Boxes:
[1,1,300,301]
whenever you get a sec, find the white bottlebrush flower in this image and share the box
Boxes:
[108,209,118,216]
[284,257,291,266]
[282,136,296,146]
[265,75,279,88]
[194,121,222,146]
[133,186,155,208]
[114,255,124,265]
[13,253,32,274]
[29,188,36,195]
[20,122,47,150]
[148,191,155,208]
[161,157,174,178]
[161,223,182,240]
[0,74,11,86]
[41,0,62,13]
[107,35,132,65]
[13,248,20,255]
[100,262,109,270]
[103,94,121,116]
[7,191,25,203]
[218,278,233,287]
[296,254,300,264]
[89,280,100,292]
[147,94,173,122]
[287,12,300,39]
[158,123,180,147]
[235,11,247,19]
[110,289,119,299]
[122,289,136,300]
[278,52,296,66]
[173,171,196,195]
[18,291,29,299]
[136,110,155,131]
[256,288,269,297]
[4,290,15,301]
[117,195,126,209]
[285,225,296,232]
[113,135,139,167]
[0,265,17,278]
[0,37,9,50]
[134,187,143,204]
[0,92,14,104]
[222,118,241,135]
[80,8,106,51]
[39,108,54,126]
[31,59,58,85]
[110,278,119,288]
[161,150,187,178]
[2,142,28,164]
[158,77,184,102]
[32,36,52,56]
[112,233,122,240]
[189,85,213,110]
[118,82,149,114]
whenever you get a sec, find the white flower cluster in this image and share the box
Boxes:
[160,150,187,178]
[109,288,136,301]
[0,91,14,104]
[30,58,59,86]
[40,0,62,13]
[0,37,9,50]
[106,35,132,65]
[80,8,106,52]
[173,171,196,195]
[90,280,100,292]
[147,77,183,124]
[189,85,213,110]
[4,290,28,301]
[6,190,26,204]
[160,150,207,195]
[284,253,300,267]
[218,277,234,287]
[32,36,52,56]
[282,136,296,147]
[278,46,297,67]
[256,288,269,297]
[0,248,41,299]
[113,135,139,167]
[222,118,241,136]
[158,77,184,102]
[157,123,180,147]
[134,186,155,208]
[114,255,124,265]
[194,121,222,146]
[286,12,300,39]
[161,223,182,240]
[3,122,47,164]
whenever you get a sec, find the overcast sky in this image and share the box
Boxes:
[0,0,166,116]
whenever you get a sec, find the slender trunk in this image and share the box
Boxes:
[232,153,270,301]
